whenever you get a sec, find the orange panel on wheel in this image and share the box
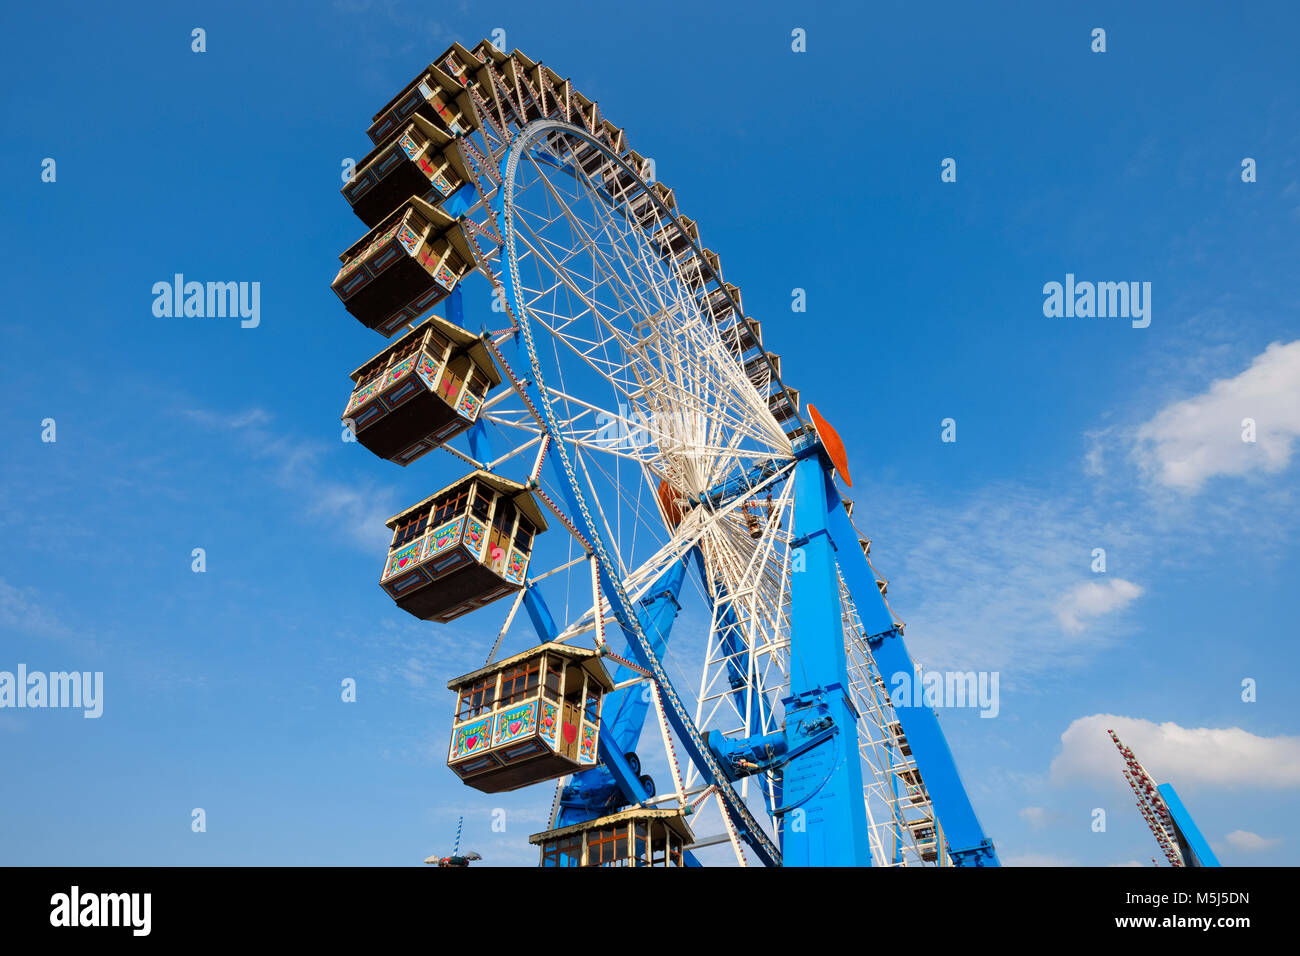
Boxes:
[807,404,852,487]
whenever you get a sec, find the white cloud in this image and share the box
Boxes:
[1222,829,1282,852]
[1134,339,1300,492]
[1108,860,1147,867]
[1050,714,1300,790]
[1055,578,1143,634]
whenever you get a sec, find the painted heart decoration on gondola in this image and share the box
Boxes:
[563,723,577,743]
[464,734,478,749]
[508,720,522,735]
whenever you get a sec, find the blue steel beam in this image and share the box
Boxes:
[466,418,491,464]
[454,291,703,851]
[601,559,687,755]
[442,287,495,466]
[492,294,783,861]
[523,584,560,645]
[780,454,873,866]
[443,182,480,219]
[822,475,999,866]
[445,283,466,329]
[1158,783,1221,867]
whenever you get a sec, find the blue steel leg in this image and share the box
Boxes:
[445,284,465,327]
[466,418,491,463]
[781,456,872,866]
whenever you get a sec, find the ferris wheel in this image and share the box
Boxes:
[330,39,998,867]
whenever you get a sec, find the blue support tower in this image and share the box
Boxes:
[780,454,873,866]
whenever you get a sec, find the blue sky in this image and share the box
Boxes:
[1,0,1298,866]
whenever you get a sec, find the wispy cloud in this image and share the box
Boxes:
[179,408,273,430]
[1049,714,1300,790]
[0,577,71,639]
[180,405,396,552]
[858,481,1146,674]
[1083,427,1112,476]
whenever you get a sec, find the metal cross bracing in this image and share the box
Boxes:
[335,38,998,866]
